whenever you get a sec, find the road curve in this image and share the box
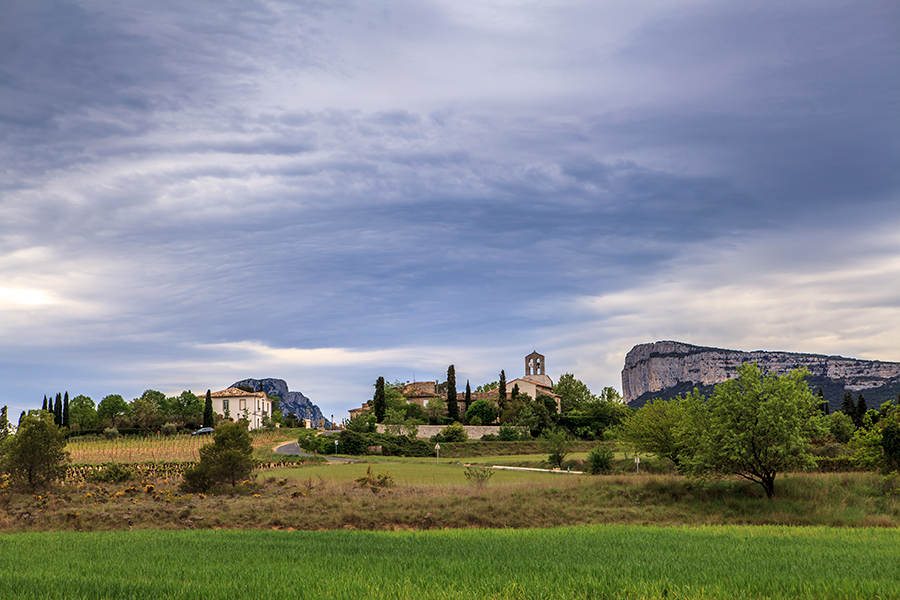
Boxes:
[274,441,355,463]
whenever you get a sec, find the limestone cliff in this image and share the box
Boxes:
[231,378,328,426]
[622,341,900,409]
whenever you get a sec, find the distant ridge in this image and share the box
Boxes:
[621,341,900,409]
[231,378,328,426]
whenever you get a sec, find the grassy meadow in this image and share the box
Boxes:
[1,525,897,599]
[4,435,900,598]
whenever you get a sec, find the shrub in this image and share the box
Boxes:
[586,445,615,474]
[355,465,393,493]
[433,422,468,443]
[104,427,119,440]
[498,424,525,441]
[463,466,495,486]
[89,463,134,483]
[161,423,177,436]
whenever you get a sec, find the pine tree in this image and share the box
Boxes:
[856,393,867,427]
[54,393,62,426]
[203,389,214,428]
[373,377,386,423]
[498,370,507,410]
[465,380,472,412]
[62,391,70,428]
[446,365,459,421]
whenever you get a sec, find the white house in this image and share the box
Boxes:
[208,387,271,431]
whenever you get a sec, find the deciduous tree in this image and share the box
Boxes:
[98,394,129,427]
[554,373,593,413]
[683,363,825,499]
[465,399,498,425]
[69,395,97,430]
[623,390,706,470]
[541,427,573,469]
[2,411,70,488]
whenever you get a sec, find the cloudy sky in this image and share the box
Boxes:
[2,0,898,420]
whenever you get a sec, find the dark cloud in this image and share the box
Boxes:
[1,0,898,416]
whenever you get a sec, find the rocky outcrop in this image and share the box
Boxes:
[231,378,327,426]
[622,341,900,409]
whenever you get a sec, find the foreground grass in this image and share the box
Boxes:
[0,525,897,599]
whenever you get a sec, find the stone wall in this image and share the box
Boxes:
[375,424,511,439]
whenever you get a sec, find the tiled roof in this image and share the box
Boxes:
[209,387,268,399]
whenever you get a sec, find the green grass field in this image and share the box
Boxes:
[266,459,585,486]
[0,525,896,599]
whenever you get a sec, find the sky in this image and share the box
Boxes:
[1,0,898,421]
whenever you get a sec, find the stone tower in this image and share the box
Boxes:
[525,351,545,378]
[524,351,553,386]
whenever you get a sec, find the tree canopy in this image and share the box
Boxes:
[2,411,70,488]
[683,363,825,499]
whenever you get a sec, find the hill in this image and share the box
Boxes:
[231,378,328,426]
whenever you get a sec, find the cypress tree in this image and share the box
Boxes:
[19,411,26,426]
[841,391,855,419]
[856,393,867,427]
[446,365,459,421]
[498,370,507,410]
[511,383,520,400]
[42,395,48,412]
[54,393,62,425]
[62,391,70,428]
[465,380,472,411]
[203,389,214,428]
[47,395,54,418]
[0,406,8,442]
[373,377,386,423]
[817,387,827,415]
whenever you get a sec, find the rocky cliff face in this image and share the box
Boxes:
[231,378,327,425]
[622,341,900,409]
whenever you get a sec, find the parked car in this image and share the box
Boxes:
[191,427,214,436]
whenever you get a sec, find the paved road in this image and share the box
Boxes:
[274,441,355,463]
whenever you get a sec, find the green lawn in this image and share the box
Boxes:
[265,458,582,486]
[1,525,896,599]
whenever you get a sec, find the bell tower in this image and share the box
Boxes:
[525,351,544,377]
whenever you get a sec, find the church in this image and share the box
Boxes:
[347,350,561,419]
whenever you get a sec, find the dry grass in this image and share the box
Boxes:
[2,469,897,533]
